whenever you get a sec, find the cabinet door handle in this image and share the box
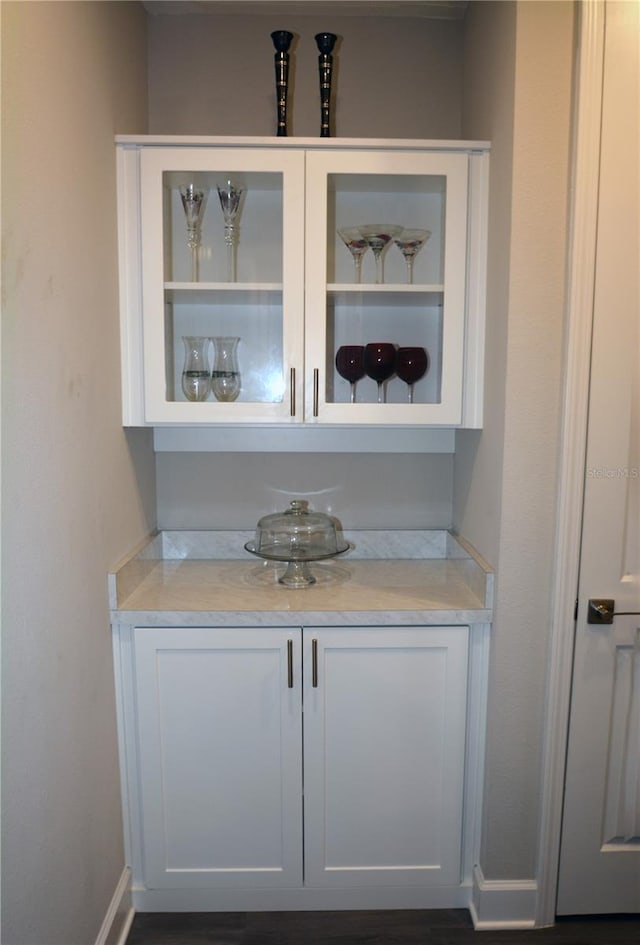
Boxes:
[313,369,319,417]
[287,639,294,688]
[290,367,296,416]
[312,638,318,687]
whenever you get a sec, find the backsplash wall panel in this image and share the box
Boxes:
[156,452,453,529]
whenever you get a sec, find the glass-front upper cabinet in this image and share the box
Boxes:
[123,146,305,424]
[116,138,488,429]
[305,149,472,426]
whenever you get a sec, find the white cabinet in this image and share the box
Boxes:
[302,627,469,888]
[132,627,303,889]
[116,136,489,431]
[128,625,469,895]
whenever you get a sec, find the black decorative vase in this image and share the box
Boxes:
[315,32,337,137]
[271,30,294,137]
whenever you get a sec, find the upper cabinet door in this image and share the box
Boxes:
[304,149,470,425]
[137,147,305,424]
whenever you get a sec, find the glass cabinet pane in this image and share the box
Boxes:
[328,173,445,288]
[166,292,285,404]
[163,171,284,285]
[139,148,305,423]
[325,292,444,406]
[162,171,284,405]
[304,150,468,425]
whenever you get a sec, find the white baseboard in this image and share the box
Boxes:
[470,864,537,930]
[94,866,135,945]
[131,882,471,912]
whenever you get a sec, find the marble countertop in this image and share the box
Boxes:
[109,530,493,627]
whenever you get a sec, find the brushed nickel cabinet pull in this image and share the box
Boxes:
[313,369,319,417]
[287,639,294,688]
[312,638,318,687]
[290,367,296,416]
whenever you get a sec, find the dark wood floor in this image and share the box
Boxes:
[125,910,640,945]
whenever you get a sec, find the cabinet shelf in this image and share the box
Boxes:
[327,283,444,294]
[327,287,444,307]
[165,283,283,305]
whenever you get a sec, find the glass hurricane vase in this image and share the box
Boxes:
[210,336,241,402]
[181,336,211,402]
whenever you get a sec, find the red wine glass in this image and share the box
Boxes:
[335,345,366,403]
[364,342,396,403]
[395,346,429,403]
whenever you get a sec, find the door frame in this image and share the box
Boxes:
[535,0,606,926]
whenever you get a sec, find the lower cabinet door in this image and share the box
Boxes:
[302,626,469,887]
[133,627,303,889]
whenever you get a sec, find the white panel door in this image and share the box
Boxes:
[303,626,469,887]
[557,0,640,914]
[133,627,303,889]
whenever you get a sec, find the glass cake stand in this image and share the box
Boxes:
[243,542,350,587]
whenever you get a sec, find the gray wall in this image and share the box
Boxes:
[1,3,154,943]
[457,1,573,877]
[157,452,454,529]
[149,9,466,531]
[0,6,577,943]
[148,11,464,139]
[150,1,575,886]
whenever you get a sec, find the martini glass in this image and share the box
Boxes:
[357,224,402,284]
[335,345,365,403]
[180,184,208,282]
[395,346,429,403]
[216,179,246,282]
[364,342,396,403]
[393,228,431,284]
[337,227,369,284]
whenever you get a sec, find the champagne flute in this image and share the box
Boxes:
[395,346,429,403]
[216,179,246,282]
[358,224,402,284]
[337,227,369,284]
[180,184,208,282]
[364,342,396,404]
[393,229,431,284]
[335,345,365,403]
